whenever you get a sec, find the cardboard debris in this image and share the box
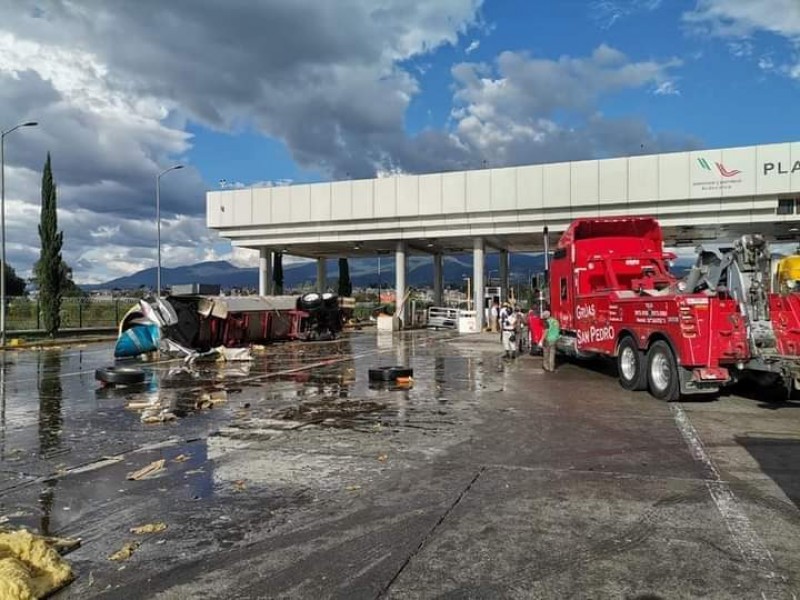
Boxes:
[196,390,228,410]
[108,541,140,562]
[40,536,81,555]
[0,529,74,599]
[129,522,167,535]
[127,400,159,410]
[126,459,165,481]
[141,410,177,424]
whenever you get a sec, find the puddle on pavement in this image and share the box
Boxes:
[0,331,502,549]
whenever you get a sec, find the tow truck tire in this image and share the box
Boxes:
[617,337,647,391]
[646,341,680,401]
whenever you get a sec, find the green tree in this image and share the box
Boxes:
[338,258,352,297]
[273,251,284,295]
[34,153,65,336]
[3,263,26,296]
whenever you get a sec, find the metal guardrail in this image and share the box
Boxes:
[427,306,459,329]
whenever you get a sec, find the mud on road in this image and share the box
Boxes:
[1,330,799,599]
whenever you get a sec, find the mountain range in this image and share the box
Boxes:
[86,253,698,292]
[84,254,550,291]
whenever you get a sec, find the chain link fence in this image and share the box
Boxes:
[5,297,139,331]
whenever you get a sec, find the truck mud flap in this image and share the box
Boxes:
[679,367,720,396]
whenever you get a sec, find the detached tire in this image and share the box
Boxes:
[617,336,647,391]
[646,341,680,401]
[368,366,414,382]
[95,366,146,386]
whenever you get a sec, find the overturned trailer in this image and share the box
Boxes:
[115,292,347,359]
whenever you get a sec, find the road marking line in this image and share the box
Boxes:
[669,404,784,584]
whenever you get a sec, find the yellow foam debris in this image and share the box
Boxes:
[129,522,167,535]
[108,541,139,562]
[0,529,73,599]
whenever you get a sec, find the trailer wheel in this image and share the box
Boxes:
[647,341,680,401]
[617,337,647,391]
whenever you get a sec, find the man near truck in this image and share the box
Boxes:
[539,310,560,372]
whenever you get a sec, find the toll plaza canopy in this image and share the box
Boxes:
[207,141,800,328]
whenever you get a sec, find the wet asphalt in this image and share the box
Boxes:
[0,330,799,599]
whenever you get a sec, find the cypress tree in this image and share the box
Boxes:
[338,258,352,297]
[273,251,284,294]
[35,153,65,336]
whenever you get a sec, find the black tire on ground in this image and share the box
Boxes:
[617,336,647,391]
[94,367,144,385]
[646,341,680,401]
[299,293,323,310]
[95,366,146,386]
[368,366,414,381]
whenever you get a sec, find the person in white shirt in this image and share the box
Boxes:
[501,305,519,359]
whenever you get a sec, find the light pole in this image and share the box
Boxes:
[156,165,184,297]
[1,121,37,347]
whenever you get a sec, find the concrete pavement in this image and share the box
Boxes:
[0,331,797,598]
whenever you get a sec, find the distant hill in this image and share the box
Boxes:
[84,254,550,291]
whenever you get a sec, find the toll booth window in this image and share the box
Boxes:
[560,277,567,301]
[777,198,795,215]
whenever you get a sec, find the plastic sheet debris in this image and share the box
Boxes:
[126,459,165,481]
[214,347,252,362]
[108,541,140,562]
[129,522,167,535]
[0,529,74,599]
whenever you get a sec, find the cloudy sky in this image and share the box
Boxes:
[1,0,799,284]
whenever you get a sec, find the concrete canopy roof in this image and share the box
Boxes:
[208,142,800,258]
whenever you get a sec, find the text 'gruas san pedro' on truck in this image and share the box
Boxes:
[537,217,800,401]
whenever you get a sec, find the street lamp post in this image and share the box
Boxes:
[156,165,184,297]
[0,121,37,347]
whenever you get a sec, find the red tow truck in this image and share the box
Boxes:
[542,216,800,401]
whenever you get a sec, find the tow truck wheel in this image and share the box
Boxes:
[647,341,680,401]
[617,337,647,391]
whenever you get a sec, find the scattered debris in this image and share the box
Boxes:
[377,454,388,462]
[215,347,252,362]
[126,459,165,481]
[141,409,177,424]
[232,480,247,492]
[196,390,227,410]
[40,536,81,555]
[108,541,140,562]
[345,485,362,492]
[172,454,190,463]
[266,399,386,428]
[0,529,74,599]
[129,522,167,535]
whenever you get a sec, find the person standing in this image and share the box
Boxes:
[490,301,500,333]
[501,306,519,359]
[539,310,560,372]
[528,308,543,356]
[498,302,511,341]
